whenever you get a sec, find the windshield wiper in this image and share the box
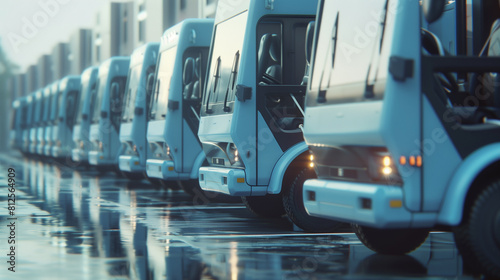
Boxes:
[317,12,339,103]
[205,56,221,114]
[223,51,240,112]
[364,0,389,99]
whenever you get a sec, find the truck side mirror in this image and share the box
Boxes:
[422,0,446,23]
[110,82,121,116]
[111,82,120,99]
[146,73,155,96]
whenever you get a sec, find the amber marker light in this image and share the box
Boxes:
[399,156,407,165]
[416,156,422,167]
[389,200,402,208]
[409,156,416,166]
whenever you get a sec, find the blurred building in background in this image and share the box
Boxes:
[69,29,93,75]
[37,54,52,88]
[5,0,219,150]
[11,0,219,98]
[26,65,38,93]
[51,42,71,80]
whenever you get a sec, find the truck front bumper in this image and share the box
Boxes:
[52,146,71,159]
[36,143,45,155]
[88,151,115,166]
[303,179,413,228]
[146,159,190,180]
[119,155,144,173]
[198,167,266,196]
[72,148,87,163]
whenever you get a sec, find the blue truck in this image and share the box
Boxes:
[72,67,99,165]
[88,57,130,172]
[145,19,214,194]
[302,0,500,277]
[119,43,159,180]
[196,0,342,231]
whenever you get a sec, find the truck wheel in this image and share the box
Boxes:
[121,171,144,181]
[242,195,286,218]
[146,176,161,186]
[159,179,182,190]
[353,224,429,254]
[283,167,345,232]
[180,179,200,196]
[143,173,179,190]
[453,181,500,278]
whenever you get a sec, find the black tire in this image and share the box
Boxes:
[283,167,345,232]
[453,181,500,278]
[353,224,429,255]
[121,171,144,181]
[242,195,286,218]
[160,179,182,190]
[146,177,162,186]
[180,179,200,196]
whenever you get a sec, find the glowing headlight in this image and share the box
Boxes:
[381,155,393,175]
[227,143,240,164]
[166,145,171,157]
[234,149,239,162]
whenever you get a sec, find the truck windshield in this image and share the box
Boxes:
[150,46,177,120]
[75,76,94,125]
[92,75,107,124]
[34,95,42,125]
[306,0,393,106]
[42,92,51,122]
[201,11,247,116]
[122,64,142,123]
[10,106,18,130]
[50,90,59,124]
[66,90,79,127]
[57,89,65,121]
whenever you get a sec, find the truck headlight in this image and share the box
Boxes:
[367,152,401,185]
[381,156,392,175]
[226,143,242,167]
[165,144,171,158]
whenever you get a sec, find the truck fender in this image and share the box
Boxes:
[437,143,500,225]
[190,151,207,179]
[267,142,309,194]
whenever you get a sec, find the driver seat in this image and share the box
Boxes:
[258,33,282,85]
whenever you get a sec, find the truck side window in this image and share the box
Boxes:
[256,18,311,133]
[110,77,127,130]
[183,57,196,100]
[258,33,282,85]
[66,90,78,128]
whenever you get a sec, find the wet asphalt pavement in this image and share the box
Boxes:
[0,152,477,279]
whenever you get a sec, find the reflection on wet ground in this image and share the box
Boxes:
[0,154,475,279]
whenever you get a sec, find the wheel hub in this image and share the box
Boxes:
[494,210,500,247]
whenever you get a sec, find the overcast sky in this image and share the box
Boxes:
[0,0,106,72]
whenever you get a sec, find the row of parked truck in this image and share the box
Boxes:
[9,0,500,277]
